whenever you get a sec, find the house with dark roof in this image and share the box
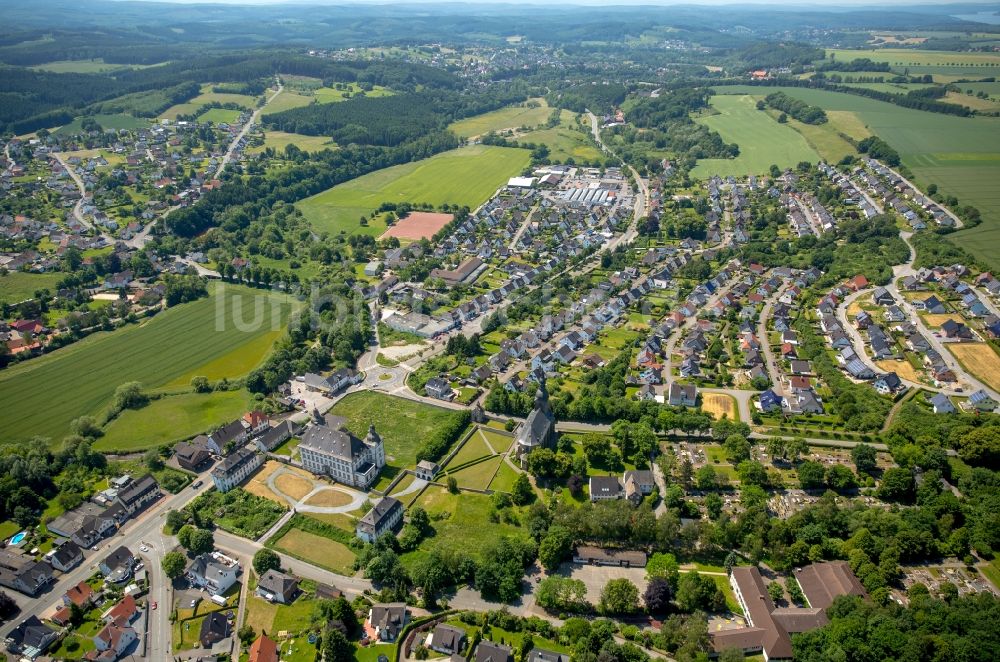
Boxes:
[623,470,655,504]
[187,553,238,595]
[208,419,249,454]
[873,372,905,395]
[589,476,623,501]
[0,549,53,596]
[429,624,467,655]
[114,474,160,516]
[475,640,513,662]
[928,393,956,414]
[515,382,557,459]
[527,650,571,662]
[199,611,230,648]
[50,540,83,572]
[256,569,299,604]
[99,547,134,584]
[299,423,385,489]
[211,447,262,493]
[667,382,697,407]
[367,603,408,641]
[757,390,781,413]
[4,615,58,657]
[425,377,454,401]
[174,437,212,471]
[356,497,404,543]
[255,420,301,452]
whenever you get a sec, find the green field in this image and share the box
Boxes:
[401,486,529,567]
[0,271,63,304]
[448,455,503,490]
[249,130,337,154]
[160,84,258,120]
[448,99,553,138]
[95,390,254,452]
[29,59,166,74]
[296,144,530,236]
[517,110,603,163]
[313,84,393,104]
[263,91,314,114]
[0,283,295,443]
[489,460,521,493]
[444,430,493,468]
[273,528,356,575]
[53,114,150,135]
[329,391,468,471]
[691,95,820,178]
[716,85,1000,269]
[197,108,242,124]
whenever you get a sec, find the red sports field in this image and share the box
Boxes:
[380,211,454,241]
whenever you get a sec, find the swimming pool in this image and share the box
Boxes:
[9,531,26,545]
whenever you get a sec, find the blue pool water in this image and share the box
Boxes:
[9,531,26,545]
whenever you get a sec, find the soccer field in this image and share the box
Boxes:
[691,94,820,177]
[296,144,531,236]
[0,283,295,443]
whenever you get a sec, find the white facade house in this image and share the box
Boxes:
[210,447,262,493]
[299,424,385,489]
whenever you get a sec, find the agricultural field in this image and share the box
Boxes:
[249,130,336,154]
[296,144,530,236]
[876,359,923,384]
[0,283,295,443]
[691,95,820,178]
[380,211,453,241]
[946,343,1000,392]
[262,91,314,114]
[53,114,150,135]
[95,389,253,452]
[329,391,468,471]
[197,107,242,124]
[715,86,1000,270]
[448,98,553,138]
[160,83,258,120]
[822,48,1000,77]
[0,271,63,304]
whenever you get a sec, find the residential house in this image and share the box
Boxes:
[429,624,467,656]
[63,581,95,609]
[249,635,279,662]
[757,390,782,413]
[367,603,408,642]
[874,372,905,395]
[356,497,404,544]
[528,651,571,662]
[589,476,623,501]
[425,377,454,401]
[186,553,238,596]
[668,382,697,407]
[255,420,301,453]
[199,611,230,648]
[211,447,262,493]
[208,419,249,454]
[968,390,997,412]
[0,549,53,596]
[476,641,514,662]
[50,541,83,572]
[99,547,135,581]
[174,437,212,471]
[4,615,58,657]
[115,474,160,517]
[928,393,956,414]
[623,470,655,504]
[256,569,299,604]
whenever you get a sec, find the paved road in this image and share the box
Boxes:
[757,283,790,396]
[51,152,112,241]
[218,80,283,179]
[586,111,646,248]
[0,473,216,643]
[509,205,539,250]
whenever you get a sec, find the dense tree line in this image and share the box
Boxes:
[765,91,828,124]
[547,82,628,114]
[264,86,530,146]
[737,42,825,69]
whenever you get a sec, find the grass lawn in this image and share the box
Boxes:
[355,643,396,662]
[272,437,301,459]
[715,85,1000,271]
[198,108,242,124]
[447,619,569,655]
[691,95,820,178]
[273,527,356,575]
[0,271,63,304]
[448,455,503,490]
[488,460,521,493]
[245,591,319,635]
[249,130,337,154]
[401,486,528,567]
[387,473,417,497]
[96,389,253,452]
[517,111,603,163]
[0,283,295,444]
[296,145,531,236]
[448,98,552,138]
[330,391,468,470]
[444,430,494,468]
[980,559,1000,590]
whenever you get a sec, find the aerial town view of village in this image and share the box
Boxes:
[1,1,1000,661]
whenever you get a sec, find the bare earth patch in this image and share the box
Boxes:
[303,489,354,508]
[922,314,963,327]
[243,460,286,504]
[274,473,314,501]
[701,393,738,421]
[380,211,454,241]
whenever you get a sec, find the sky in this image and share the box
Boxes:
[105,0,1000,6]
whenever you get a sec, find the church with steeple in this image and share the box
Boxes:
[516,379,558,460]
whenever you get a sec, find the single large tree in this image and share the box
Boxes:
[644,577,672,614]
[162,551,187,580]
[599,578,640,615]
[253,548,281,576]
[322,628,356,662]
